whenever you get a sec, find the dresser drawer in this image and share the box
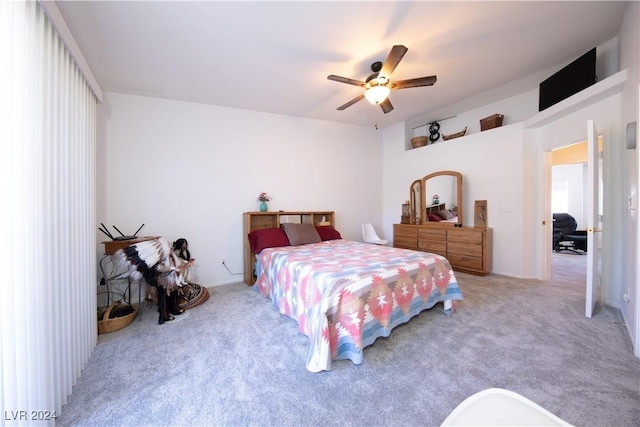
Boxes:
[419,241,446,256]
[395,236,418,250]
[446,253,483,271]
[447,228,484,245]
[394,224,418,249]
[418,227,446,256]
[419,228,446,240]
[447,241,483,258]
[394,224,418,238]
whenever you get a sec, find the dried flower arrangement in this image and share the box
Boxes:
[258,192,271,202]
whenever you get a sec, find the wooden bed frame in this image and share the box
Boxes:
[242,211,335,285]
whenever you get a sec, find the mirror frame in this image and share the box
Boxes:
[420,171,463,227]
[409,179,422,224]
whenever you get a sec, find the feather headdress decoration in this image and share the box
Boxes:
[115,237,191,294]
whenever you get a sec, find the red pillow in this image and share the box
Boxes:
[427,214,442,222]
[315,225,342,241]
[248,228,290,254]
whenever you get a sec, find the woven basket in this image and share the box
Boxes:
[178,283,210,310]
[442,126,467,140]
[480,114,504,131]
[411,136,428,148]
[97,300,137,334]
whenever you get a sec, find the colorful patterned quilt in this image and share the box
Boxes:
[254,240,463,372]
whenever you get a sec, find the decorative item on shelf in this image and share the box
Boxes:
[480,114,504,131]
[317,215,331,226]
[432,194,440,205]
[410,115,456,148]
[442,126,468,141]
[258,192,271,212]
[411,136,428,148]
[429,121,441,143]
[401,200,411,224]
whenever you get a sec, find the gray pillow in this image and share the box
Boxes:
[281,223,322,246]
[436,209,455,220]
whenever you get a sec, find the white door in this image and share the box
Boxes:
[585,120,602,318]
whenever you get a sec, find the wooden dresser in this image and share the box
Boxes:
[393,224,492,276]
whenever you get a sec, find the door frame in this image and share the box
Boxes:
[542,134,603,285]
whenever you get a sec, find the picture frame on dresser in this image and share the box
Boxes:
[474,200,487,228]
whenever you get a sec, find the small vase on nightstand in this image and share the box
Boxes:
[259,201,268,212]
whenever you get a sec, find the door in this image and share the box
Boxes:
[585,120,602,318]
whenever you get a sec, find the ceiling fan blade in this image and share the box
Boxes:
[379,45,408,79]
[327,75,367,87]
[380,98,394,114]
[337,94,365,110]
[392,75,437,90]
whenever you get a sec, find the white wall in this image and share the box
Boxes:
[552,163,586,227]
[618,0,640,356]
[97,92,382,287]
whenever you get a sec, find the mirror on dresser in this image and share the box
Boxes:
[409,179,422,224]
[421,171,463,227]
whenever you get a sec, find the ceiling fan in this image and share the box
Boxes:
[327,45,437,114]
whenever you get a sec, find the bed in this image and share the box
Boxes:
[248,218,463,372]
[425,203,459,223]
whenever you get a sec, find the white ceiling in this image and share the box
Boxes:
[55,1,628,129]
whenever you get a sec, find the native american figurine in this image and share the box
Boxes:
[173,238,191,262]
[116,237,194,324]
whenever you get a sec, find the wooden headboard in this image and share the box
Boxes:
[243,211,335,285]
[425,203,446,216]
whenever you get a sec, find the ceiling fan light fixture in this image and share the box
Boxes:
[364,85,390,105]
[328,45,436,113]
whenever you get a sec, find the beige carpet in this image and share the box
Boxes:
[551,251,587,289]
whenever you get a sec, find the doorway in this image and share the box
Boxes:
[550,142,589,287]
[549,136,603,304]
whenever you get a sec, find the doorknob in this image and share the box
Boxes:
[586,227,602,233]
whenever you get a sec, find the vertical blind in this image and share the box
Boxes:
[1,1,98,424]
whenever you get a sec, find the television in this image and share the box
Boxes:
[538,47,597,112]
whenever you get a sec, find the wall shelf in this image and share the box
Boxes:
[408,69,627,149]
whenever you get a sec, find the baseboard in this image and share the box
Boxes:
[482,270,537,280]
[619,308,639,358]
[207,279,245,288]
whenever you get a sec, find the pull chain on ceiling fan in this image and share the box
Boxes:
[327,45,437,114]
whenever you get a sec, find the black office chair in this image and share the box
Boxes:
[552,213,587,254]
